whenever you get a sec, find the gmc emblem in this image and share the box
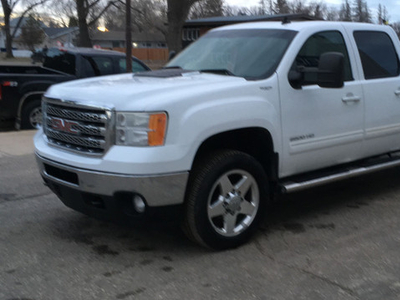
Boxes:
[50,117,80,134]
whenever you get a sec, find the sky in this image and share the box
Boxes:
[225,0,400,23]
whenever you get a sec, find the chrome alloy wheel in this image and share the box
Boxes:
[207,169,260,237]
[29,106,42,128]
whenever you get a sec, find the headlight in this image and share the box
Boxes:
[115,112,167,146]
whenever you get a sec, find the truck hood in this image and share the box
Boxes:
[45,72,249,111]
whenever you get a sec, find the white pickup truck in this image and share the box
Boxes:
[34,21,400,249]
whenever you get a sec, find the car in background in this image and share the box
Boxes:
[0,47,150,129]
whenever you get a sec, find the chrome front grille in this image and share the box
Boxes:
[46,105,107,123]
[42,98,113,155]
[46,128,106,148]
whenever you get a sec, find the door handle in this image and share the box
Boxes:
[394,90,400,96]
[342,95,361,103]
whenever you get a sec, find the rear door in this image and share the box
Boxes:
[352,29,400,156]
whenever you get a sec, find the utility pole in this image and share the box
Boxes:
[126,0,132,72]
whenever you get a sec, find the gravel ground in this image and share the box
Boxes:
[2,131,400,300]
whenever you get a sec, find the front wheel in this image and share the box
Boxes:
[183,150,269,250]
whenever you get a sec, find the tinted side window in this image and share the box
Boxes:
[82,56,113,77]
[43,48,76,75]
[293,31,353,85]
[82,56,98,77]
[354,31,399,79]
[118,58,148,73]
[132,60,147,73]
[93,57,113,75]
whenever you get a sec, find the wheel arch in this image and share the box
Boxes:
[16,91,44,129]
[191,127,279,183]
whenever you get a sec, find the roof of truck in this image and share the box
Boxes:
[184,14,319,27]
[213,21,392,33]
[52,47,127,56]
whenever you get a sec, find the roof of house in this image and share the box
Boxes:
[184,14,319,27]
[10,17,46,28]
[43,27,79,39]
[9,17,78,40]
[91,31,166,42]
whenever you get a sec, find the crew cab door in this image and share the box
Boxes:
[278,30,364,177]
[352,30,400,156]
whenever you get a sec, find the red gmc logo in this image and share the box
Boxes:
[50,117,80,134]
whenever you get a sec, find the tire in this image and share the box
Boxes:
[183,150,269,250]
[21,99,42,130]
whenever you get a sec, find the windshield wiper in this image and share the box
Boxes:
[199,69,235,76]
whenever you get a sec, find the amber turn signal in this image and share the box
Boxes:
[148,113,167,146]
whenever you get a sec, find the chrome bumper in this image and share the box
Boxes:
[35,153,189,207]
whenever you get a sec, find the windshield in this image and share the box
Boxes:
[167,29,297,80]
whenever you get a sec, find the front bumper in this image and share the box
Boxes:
[35,153,189,209]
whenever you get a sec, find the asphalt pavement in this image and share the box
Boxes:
[1,130,400,300]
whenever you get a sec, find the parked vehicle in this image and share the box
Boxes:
[0,47,150,129]
[31,50,45,64]
[35,21,400,249]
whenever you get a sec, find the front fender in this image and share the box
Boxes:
[172,80,281,170]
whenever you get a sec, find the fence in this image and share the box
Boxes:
[113,48,169,62]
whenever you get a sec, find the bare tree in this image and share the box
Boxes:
[308,1,326,19]
[39,13,62,28]
[190,0,224,19]
[222,5,238,16]
[131,0,164,33]
[272,0,290,14]
[289,0,309,14]
[0,0,48,58]
[353,0,371,23]
[68,17,79,27]
[266,0,274,14]
[19,14,45,51]
[148,0,168,35]
[104,3,124,30]
[166,0,200,53]
[258,0,266,15]
[126,0,132,72]
[246,6,264,15]
[362,1,372,23]
[103,0,167,34]
[48,0,75,27]
[325,6,339,21]
[75,0,117,47]
[377,4,389,24]
[339,0,352,21]
[50,0,116,46]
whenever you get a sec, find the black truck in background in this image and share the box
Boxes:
[0,47,150,129]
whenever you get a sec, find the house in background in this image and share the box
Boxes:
[91,30,168,61]
[42,27,79,48]
[0,17,79,51]
[0,17,46,50]
[91,31,167,49]
[13,27,79,50]
[182,14,319,48]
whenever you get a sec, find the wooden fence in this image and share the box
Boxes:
[113,48,169,61]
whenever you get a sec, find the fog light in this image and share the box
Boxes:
[133,195,146,213]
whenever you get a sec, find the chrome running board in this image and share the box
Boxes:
[280,153,400,193]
